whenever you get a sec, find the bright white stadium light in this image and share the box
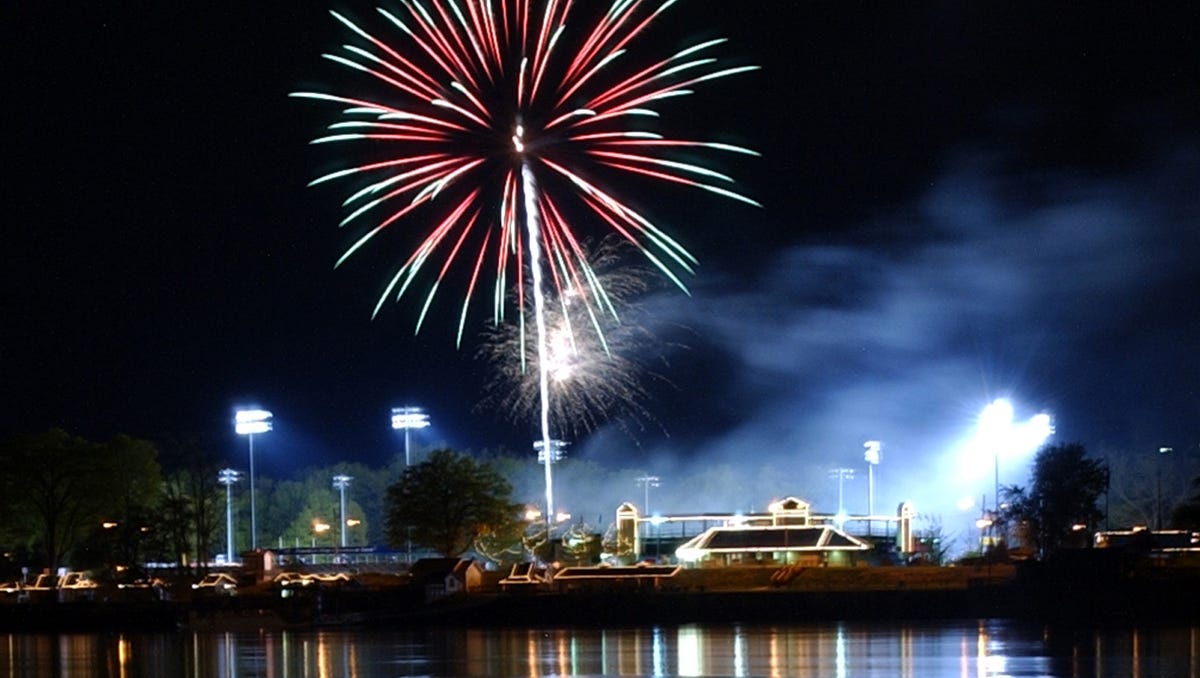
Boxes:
[234,408,272,550]
[391,406,430,467]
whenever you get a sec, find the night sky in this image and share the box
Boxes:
[6,3,1198,520]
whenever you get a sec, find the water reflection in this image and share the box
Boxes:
[0,622,1196,677]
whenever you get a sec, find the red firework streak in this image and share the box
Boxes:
[293,0,759,346]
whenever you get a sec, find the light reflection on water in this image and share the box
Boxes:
[1,621,1197,677]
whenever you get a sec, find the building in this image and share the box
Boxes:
[409,558,484,601]
[675,523,871,567]
[614,496,917,565]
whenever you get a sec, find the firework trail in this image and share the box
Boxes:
[294,0,758,519]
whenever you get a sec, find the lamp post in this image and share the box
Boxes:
[864,441,881,536]
[534,439,567,527]
[829,467,855,522]
[636,475,660,554]
[346,518,361,556]
[978,399,1053,521]
[312,520,330,550]
[332,474,352,548]
[636,475,660,515]
[391,406,430,467]
[863,441,881,516]
[234,409,272,550]
[975,515,994,552]
[979,399,1013,516]
[1157,446,1173,530]
[217,468,241,563]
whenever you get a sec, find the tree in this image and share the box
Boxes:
[156,437,222,571]
[913,515,952,565]
[1102,444,1194,530]
[272,464,382,548]
[384,448,520,557]
[323,463,388,546]
[1001,443,1108,558]
[101,435,164,569]
[0,430,162,572]
[260,467,369,550]
[472,520,529,566]
[158,473,196,568]
[559,519,600,566]
[1170,474,1200,531]
[261,477,309,548]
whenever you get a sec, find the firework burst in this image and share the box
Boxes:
[292,0,759,346]
[477,237,669,440]
[295,0,757,520]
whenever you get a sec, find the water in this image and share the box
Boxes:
[2,621,1197,677]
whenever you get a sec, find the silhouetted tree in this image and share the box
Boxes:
[1103,444,1194,529]
[104,435,164,567]
[261,478,313,548]
[0,430,161,572]
[384,448,520,557]
[913,516,952,565]
[156,437,223,571]
[1001,443,1108,558]
[1170,475,1200,531]
[158,474,195,568]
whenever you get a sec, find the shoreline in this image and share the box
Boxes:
[3,563,1197,633]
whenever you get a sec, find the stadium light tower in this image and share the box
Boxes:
[391,406,430,466]
[636,475,661,515]
[979,399,1014,515]
[534,439,568,524]
[217,468,241,563]
[978,399,1053,515]
[829,466,855,522]
[332,474,352,547]
[234,408,272,550]
[864,441,881,516]
[1157,446,1173,530]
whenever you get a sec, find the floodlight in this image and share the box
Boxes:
[391,406,430,466]
[234,408,272,550]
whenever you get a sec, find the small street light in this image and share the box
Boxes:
[312,520,331,548]
[217,468,241,563]
[391,406,430,467]
[332,474,352,547]
[235,408,272,550]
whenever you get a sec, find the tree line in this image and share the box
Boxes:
[0,429,392,579]
[2,429,1198,579]
[0,429,633,578]
[994,443,1200,558]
